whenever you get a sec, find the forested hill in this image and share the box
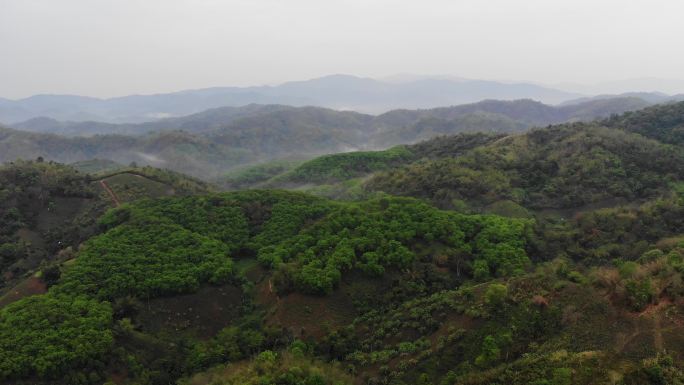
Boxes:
[2,185,684,384]
[368,123,684,210]
[2,101,684,385]
[245,101,684,213]
[0,160,212,300]
[1,97,656,180]
[0,126,254,179]
[11,97,650,138]
[10,104,295,137]
[603,101,684,145]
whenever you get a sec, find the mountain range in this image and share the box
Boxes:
[0,75,587,123]
[3,101,684,385]
[0,97,657,179]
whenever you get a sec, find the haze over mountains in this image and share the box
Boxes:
[0,74,594,123]
[0,97,660,179]
[7,0,684,383]
[556,77,684,96]
[2,71,681,184]
[4,74,684,128]
[4,99,684,385]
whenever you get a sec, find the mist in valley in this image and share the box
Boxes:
[3,1,684,385]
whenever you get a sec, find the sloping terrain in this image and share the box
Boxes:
[1,98,657,180]
[0,161,212,303]
[254,102,684,213]
[1,187,683,385]
[368,124,684,210]
[11,104,294,136]
[2,102,684,385]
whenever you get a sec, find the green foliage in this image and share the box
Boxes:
[618,261,639,278]
[219,160,301,189]
[70,159,124,174]
[124,195,250,246]
[604,101,684,145]
[277,146,414,184]
[55,217,235,300]
[55,190,327,300]
[407,132,508,159]
[0,294,113,380]
[368,157,512,208]
[370,124,684,210]
[0,160,106,284]
[624,278,654,311]
[180,352,353,385]
[474,330,513,368]
[245,193,330,251]
[185,325,267,372]
[485,200,532,218]
[96,166,213,195]
[301,177,375,201]
[257,196,531,294]
[550,368,572,385]
[484,283,508,307]
[622,354,684,385]
[475,335,501,367]
[537,196,684,263]
[7,100,684,385]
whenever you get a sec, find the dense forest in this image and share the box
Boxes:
[0,161,212,296]
[1,102,684,385]
[368,124,684,209]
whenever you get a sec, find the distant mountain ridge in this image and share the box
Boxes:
[0,97,658,179]
[11,104,295,137]
[11,97,650,138]
[0,75,582,123]
[561,91,684,106]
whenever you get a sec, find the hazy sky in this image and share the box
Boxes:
[2,0,684,99]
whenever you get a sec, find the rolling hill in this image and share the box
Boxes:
[368,123,684,210]
[10,104,295,137]
[1,98,659,181]
[247,102,684,214]
[1,102,684,384]
[11,97,651,139]
[0,160,213,304]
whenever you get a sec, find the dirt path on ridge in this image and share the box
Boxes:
[99,179,121,207]
[653,313,664,352]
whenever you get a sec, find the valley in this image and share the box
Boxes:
[6,0,684,383]
[0,97,663,180]
[1,102,684,384]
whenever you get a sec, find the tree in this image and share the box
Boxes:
[484,283,508,307]
[475,335,500,367]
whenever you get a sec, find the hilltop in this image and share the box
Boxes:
[0,160,212,303]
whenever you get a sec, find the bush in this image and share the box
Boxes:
[484,283,508,307]
[625,278,654,311]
